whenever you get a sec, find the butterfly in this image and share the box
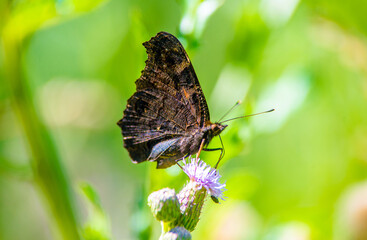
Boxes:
[117,31,228,169]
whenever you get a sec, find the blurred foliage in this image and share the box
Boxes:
[80,182,111,240]
[1,0,367,239]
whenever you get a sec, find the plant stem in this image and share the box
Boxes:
[2,25,81,240]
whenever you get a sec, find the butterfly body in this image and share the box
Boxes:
[147,122,227,168]
[117,32,227,168]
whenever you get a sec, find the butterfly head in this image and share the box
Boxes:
[204,122,227,141]
[211,123,227,136]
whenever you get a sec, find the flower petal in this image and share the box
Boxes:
[182,157,226,200]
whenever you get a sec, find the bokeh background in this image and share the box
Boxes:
[1,0,367,239]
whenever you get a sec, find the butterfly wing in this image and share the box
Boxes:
[138,32,210,125]
[118,32,210,168]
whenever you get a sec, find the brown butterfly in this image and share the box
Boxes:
[117,32,227,169]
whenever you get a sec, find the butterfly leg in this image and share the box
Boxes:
[202,147,222,151]
[202,147,224,168]
[176,162,184,170]
[176,153,190,169]
[196,139,206,162]
[202,135,225,169]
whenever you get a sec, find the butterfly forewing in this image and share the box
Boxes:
[137,32,210,125]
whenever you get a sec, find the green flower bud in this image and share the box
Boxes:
[172,181,207,231]
[148,188,181,222]
[160,226,191,240]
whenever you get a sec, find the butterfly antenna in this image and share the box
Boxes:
[217,100,242,123]
[219,109,275,124]
[214,134,225,169]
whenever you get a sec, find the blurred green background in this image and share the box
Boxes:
[1,0,367,239]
